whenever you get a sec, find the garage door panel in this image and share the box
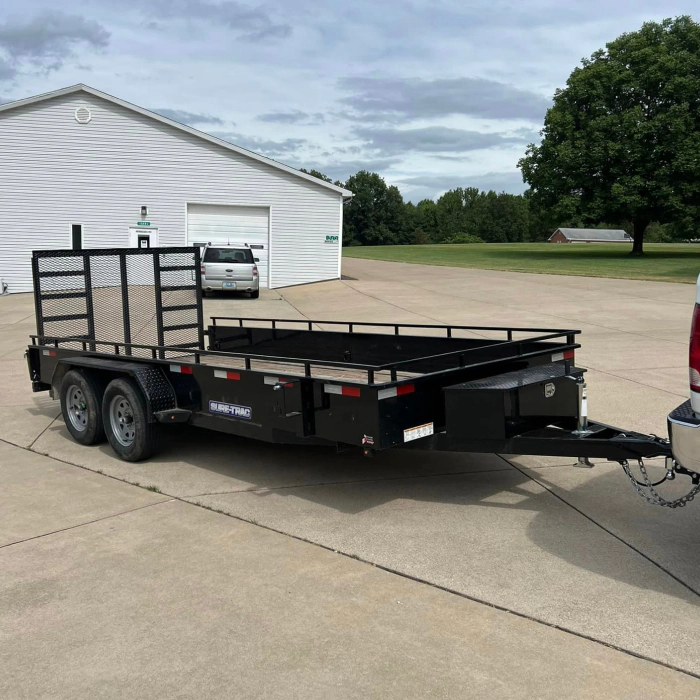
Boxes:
[187,204,269,288]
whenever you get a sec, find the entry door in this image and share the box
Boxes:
[129,228,159,248]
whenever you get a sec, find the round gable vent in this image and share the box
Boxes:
[74,107,92,124]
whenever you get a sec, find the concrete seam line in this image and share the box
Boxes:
[349,258,695,305]
[273,293,322,331]
[183,496,700,683]
[0,499,174,550]
[338,280,492,339]
[581,367,687,399]
[4,440,698,678]
[27,412,62,450]
[392,276,689,346]
[182,466,515,498]
[499,454,700,600]
[0,436,180,501]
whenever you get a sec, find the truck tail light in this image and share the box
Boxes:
[253,265,258,277]
[690,303,700,392]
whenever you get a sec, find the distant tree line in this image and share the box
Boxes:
[303,17,700,253]
[301,168,683,247]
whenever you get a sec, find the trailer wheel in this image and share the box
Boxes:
[60,369,106,445]
[102,378,157,462]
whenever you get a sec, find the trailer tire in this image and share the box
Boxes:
[60,369,106,445]
[102,378,158,462]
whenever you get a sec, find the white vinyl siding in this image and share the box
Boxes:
[187,204,270,287]
[0,93,343,293]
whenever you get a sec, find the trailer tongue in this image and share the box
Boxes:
[25,247,699,508]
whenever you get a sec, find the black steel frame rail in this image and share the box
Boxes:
[30,332,581,388]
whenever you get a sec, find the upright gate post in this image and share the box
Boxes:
[31,253,44,339]
[153,251,165,359]
[193,246,205,350]
[83,252,96,351]
[119,252,132,355]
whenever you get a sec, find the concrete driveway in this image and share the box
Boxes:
[2,258,700,697]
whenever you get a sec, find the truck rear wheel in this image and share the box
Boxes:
[60,369,106,445]
[102,378,157,462]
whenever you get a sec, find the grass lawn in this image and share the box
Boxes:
[343,243,700,284]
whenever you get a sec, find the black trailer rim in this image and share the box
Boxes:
[109,394,135,447]
[66,384,88,433]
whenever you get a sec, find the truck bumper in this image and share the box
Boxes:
[668,400,700,474]
[202,279,259,292]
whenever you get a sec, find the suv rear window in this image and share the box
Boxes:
[203,248,254,264]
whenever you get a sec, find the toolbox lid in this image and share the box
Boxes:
[444,363,584,393]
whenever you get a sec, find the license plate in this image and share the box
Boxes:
[223,282,236,289]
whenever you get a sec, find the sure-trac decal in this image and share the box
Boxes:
[209,400,252,420]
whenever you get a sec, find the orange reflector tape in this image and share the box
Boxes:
[214,370,241,381]
[324,384,361,397]
[378,384,415,400]
[551,350,575,362]
[169,364,193,374]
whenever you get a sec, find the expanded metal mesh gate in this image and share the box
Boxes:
[32,247,204,357]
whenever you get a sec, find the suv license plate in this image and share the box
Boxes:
[223,282,236,289]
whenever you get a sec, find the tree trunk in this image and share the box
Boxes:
[630,218,649,256]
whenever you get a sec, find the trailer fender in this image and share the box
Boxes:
[51,357,178,422]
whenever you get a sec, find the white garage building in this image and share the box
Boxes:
[0,84,351,294]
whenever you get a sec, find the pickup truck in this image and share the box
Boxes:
[667,277,700,481]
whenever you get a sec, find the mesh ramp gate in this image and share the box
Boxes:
[32,247,204,358]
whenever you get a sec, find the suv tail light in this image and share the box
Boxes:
[253,265,258,277]
[690,303,700,392]
[200,264,205,274]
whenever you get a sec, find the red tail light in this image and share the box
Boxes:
[253,265,258,277]
[690,303,700,392]
[200,264,205,274]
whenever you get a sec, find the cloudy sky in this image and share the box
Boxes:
[0,1,695,201]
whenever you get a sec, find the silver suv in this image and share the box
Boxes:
[200,245,259,298]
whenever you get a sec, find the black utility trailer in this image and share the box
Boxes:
[27,247,691,505]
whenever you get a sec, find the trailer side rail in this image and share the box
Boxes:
[30,331,580,387]
[211,315,579,340]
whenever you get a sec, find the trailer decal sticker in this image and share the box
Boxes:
[208,400,252,420]
[403,422,434,443]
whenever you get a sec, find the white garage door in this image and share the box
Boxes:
[187,204,270,288]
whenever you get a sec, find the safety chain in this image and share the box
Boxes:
[621,458,700,508]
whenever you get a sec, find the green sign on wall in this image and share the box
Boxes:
[325,235,339,244]
[137,221,151,227]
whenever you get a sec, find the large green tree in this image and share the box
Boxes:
[342,171,408,246]
[519,16,700,254]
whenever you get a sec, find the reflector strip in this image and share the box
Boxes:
[378,384,415,400]
[264,376,294,388]
[551,350,575,362]
[324,384,361,397]
[214,370,241,381]
[169,364,193,374]
[42,349,57,357]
